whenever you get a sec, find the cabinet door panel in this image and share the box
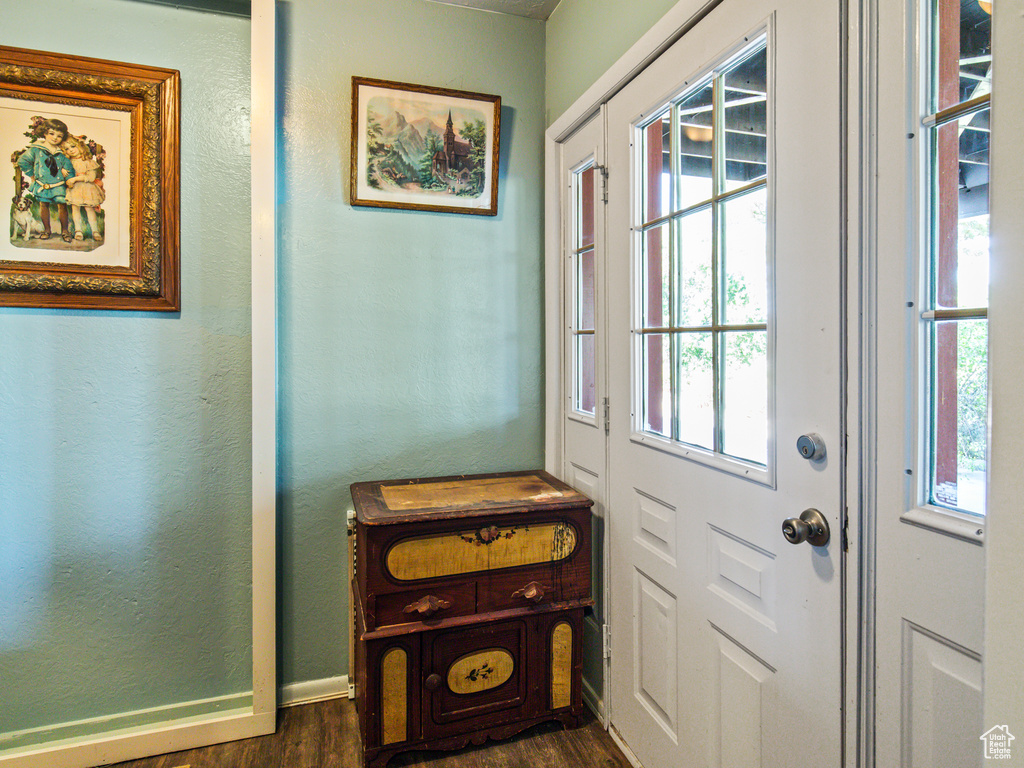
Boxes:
[362,634,420,751]
[421,619,532,737]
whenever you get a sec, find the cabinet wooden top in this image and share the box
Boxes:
[351,470,592,525]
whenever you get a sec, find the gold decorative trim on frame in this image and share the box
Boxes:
[380,647,407,745]
[386,521,578,582]
[0,46,180,310]
[446,648,515,695]
[550,621,573,709]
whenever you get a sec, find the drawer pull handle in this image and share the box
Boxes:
[424,673,443,692]
[512,581,546,603]
[403,595,451,618]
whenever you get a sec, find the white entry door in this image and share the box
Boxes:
[603,0,844,766]
[557,112,610,708]
[870,0,989,763]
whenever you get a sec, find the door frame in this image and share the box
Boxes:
[544,0,860,763]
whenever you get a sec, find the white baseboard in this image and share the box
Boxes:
[278,675,350,708]
[582,676,607,725]
[0,675,352,767]
[0,693,273,768]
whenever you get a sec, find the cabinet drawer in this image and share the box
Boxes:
[479,560,591,614]
[479,567,559,612]
[374,582,477,628]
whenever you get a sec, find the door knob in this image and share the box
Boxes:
[782,508,830,547]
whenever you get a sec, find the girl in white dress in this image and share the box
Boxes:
[62,135,105,241]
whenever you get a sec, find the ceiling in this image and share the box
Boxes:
[131,0,562,20]
[424,0,562,20]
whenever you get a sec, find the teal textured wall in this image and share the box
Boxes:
[545,0,679,124]
[0,0,548,745]
[277,0,547,687]
[0,0,252,739]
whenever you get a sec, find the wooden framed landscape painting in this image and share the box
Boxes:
[0,46,180,311]
[350,77,500,216]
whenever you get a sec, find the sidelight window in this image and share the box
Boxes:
[921,0,990,515]
[636,37,770,469]
[570,162,597,417]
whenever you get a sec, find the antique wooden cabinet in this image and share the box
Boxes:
[350,470,593,768]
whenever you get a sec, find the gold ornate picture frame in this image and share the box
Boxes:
[350,77,500,216]
[0,46,180,311]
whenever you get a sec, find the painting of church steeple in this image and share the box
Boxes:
[432,110,475,184]
[444,110,455,160]
[351,77,501,215]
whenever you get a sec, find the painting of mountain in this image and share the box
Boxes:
[378,110,426,166]
[352,78,501,215]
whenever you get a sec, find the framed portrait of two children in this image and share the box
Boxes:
[0,45,180,311]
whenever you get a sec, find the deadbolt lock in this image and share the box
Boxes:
[797,433,827,461]
[782,508,831,547]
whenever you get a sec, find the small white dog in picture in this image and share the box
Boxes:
[11,193,44,241]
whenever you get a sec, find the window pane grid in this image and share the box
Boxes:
[636,37,769,466]
[920,0,990,515]
[570,162,597,416]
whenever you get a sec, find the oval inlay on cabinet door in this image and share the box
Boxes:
[446,648,515,694]
[386,522,578,581]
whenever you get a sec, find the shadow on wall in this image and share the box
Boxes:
[275,420,543,685]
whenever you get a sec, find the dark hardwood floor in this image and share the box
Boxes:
[105,698,632,768]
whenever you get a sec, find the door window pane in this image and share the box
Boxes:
[644,113,672,223]
[723,45,768,191]
[643,333,671,437]
[643,224,671,328]
[579,249,595,330]
[579,166,596,249]
[677,82,714,210]
[722,331,768,465]
[675,209,713,327]
[577,333,597,416]
[928,320,987,515]
[933,0,990,112]
[721,187,768,325]
[675,332,714,449]
[931,111,989,311]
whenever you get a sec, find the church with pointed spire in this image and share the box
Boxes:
[431,110,474,182]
